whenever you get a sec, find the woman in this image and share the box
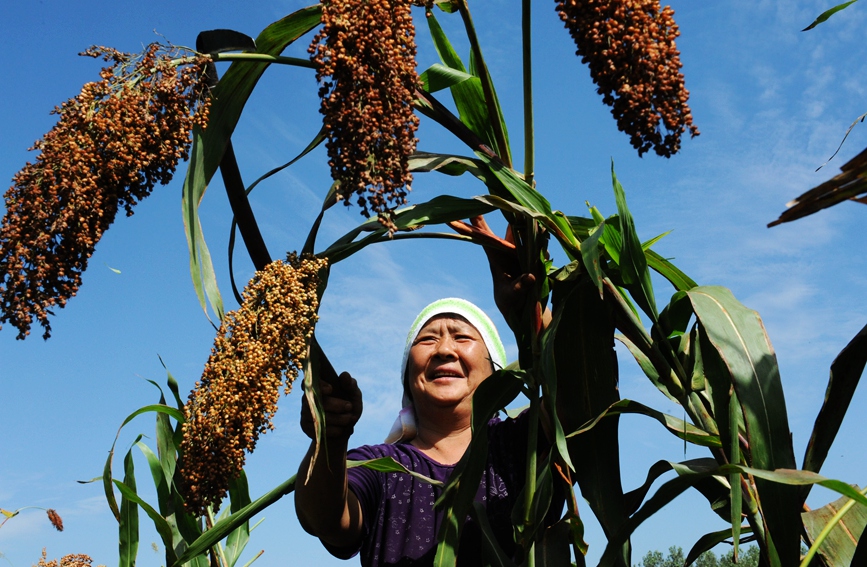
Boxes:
[295,293,562,566]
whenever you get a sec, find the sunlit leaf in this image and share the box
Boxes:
[802,0,860,30]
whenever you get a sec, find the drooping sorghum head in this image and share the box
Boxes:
[46,508,63,532]
[179,253,327,515]
[556,0,699,157]
[0,44,211,339]
[309,0,421,224]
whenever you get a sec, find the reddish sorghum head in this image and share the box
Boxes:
[179,253,327,515]
[309,0,421,225]
[556,0,699,157]
[0,44,211,340]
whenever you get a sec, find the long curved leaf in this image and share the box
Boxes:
[688,286,799,565]
[114,478,178,565]
[802,323,867,478]
[566,399,721,449]
[174,475,297,566]
[181,5,322,318]
[684,527,754,567]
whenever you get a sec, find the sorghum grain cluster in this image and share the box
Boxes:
[35,549,98,567]
[180,253,327,515]
[309,0,421,223]
[557,0,698,157]
[46,508,63,532]
[0,44,210,339]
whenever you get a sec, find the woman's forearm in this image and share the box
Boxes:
[294,437,363,549]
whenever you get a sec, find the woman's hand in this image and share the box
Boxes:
[300,371,363,441]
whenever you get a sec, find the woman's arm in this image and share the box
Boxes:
[295,372,365,555]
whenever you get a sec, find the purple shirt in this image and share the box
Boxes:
[336,411,561,567]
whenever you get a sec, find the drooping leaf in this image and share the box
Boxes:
[802,487,867,567]
[408,152,487,181]
[802,323,867,479]
[683,527,754,567]
[181,127,224,322]
[348,457,443,487]
[196,29,257,54]
[181,5,322,317]
[566,399,721,449]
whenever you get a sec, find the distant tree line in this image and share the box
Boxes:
[638,545,760,567]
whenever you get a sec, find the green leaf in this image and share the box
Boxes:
[174,475,296,566]
[181,5,322,318]
[348,457,443,487]
[684,527,754,567]
[535,517,573,567]
[223,471,253,567]
[802,487,867,567]
[119,445,140,567]
[581,222,605,296]
[611,162,658,321]
[420,63,474,93]
[469,502,517,567]
[550,277,629,567]
[645,249,697,292]
[114,478,178,565]
[425,12,511,164]
[321,195,496,262]
[566,399,721,449]
[803,0,860,30]
[688,286,799,564]
[181,127,224,322]
[408,152,487,181]
[802,323,867,477]
[434,370,523,567]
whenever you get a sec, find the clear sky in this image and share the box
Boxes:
[2,1,866,566]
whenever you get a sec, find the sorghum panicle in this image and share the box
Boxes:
[46,508,63,532]
[557,0,699,157]
[309,0,421,223]
[0,43,211,339]
[34,549,99,567]
[179,253,327,515]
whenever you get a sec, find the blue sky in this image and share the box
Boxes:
[2,1,867,566]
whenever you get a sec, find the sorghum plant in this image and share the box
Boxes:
[6,2,867,567]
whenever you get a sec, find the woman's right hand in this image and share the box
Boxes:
[300,371,363,441]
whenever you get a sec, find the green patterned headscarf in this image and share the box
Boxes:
[385,298,507,443]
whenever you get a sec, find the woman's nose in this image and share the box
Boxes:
[434,336,458,358]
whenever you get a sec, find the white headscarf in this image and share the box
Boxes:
[384,298,507,444]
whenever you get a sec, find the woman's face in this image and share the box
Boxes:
[406,314,493,413]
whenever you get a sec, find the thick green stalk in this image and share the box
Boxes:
[524,382,541,567]
[522,0,534,187]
